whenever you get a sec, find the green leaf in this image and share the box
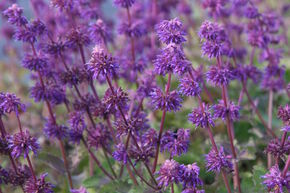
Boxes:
[38,152,65,174]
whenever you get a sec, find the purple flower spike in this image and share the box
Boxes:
[22,54,48,72]
[206,65,235,86]
[87,46,118,78]
[112,143,128,164]
[161,129,190,157]
[24,173,54,193]
[262,165,290,193]
[30,82,67,105]
[155,18,186,45]
[213,100,240,122]
[103,87,129,115]
[205,146,233,173]
[266,139,290,158]
[118,22,146,38]
[8,130,39,159]
[114,0,135,8]
[277,104,290,126]
[179,163,203,189]
[199,21,226,58]
[2,4,28,26]
[0,92,26,115]
[188,104,215,128]
[179,76,201,97]
[9,165,31,186]
[157,159,180,188]
[44,119,68,140]
[68,111,86,144]
[150,88,182,112]
[87,124,111,150]
[154,44,191,76]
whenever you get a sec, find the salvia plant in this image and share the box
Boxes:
[0,0,289,193]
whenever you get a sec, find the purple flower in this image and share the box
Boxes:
[142,128,158,147]
[179,163,203,188]
[13,27,37,43]
[154,44,191,75]
[0,136,10,155]
[68,111,86,144]
[199,21,225,42]
[30,82,66,105]
[262,165,290,193]
[234,64,262,83]
[41,41,67,56]
[73,93,99,112]
[114,0,135,8]
[150,88,182,112]
[88,19,111,44]
[206,65,236,86]
[137,69,157,98]
[0,166,9,185]
[8,165,31,186]
[29,19,47,36]
[116,113,148,137]
[44,119,68,140]
[87,46,118,78]
[87,124,111,150]
[155,18,186,45]
[65,28,90,48]
[103,87,129,115]
[8,130,39,158]
[205,146,233,173]
[266,138,290,158]
[128,143,155,164]
[244,5,260,19]
[112,143,128,164]
[157,159,180,187]
[0,92,26,115]
[51,0,74,10]
[278,104,290,126]
[2,4,28,26]
[261,64,285,91]
[22,54,48,72]
[199,21,227,58]
[179,76,201,97]
[213,100,240,121]
[161,129,190,157]
[60,67,87,87]
[282,126,290,132]
[118,21,146,38]
[182,188,205,193]
[70,186,88,193]
[24,173,54,193]
[188,104,215,128]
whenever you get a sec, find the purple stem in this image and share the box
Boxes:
[152,73,172,173]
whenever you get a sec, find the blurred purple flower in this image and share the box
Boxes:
[206,65,236,86]
[114,0,135,8]
[112,143,128,164]
[0,92,26,115]
[68,111,86,144]
[2,4,28,26]
[179,76,201,97]
[44,119,68,140]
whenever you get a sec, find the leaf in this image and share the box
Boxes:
[252,165,267,193]
[38,152,66,174]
